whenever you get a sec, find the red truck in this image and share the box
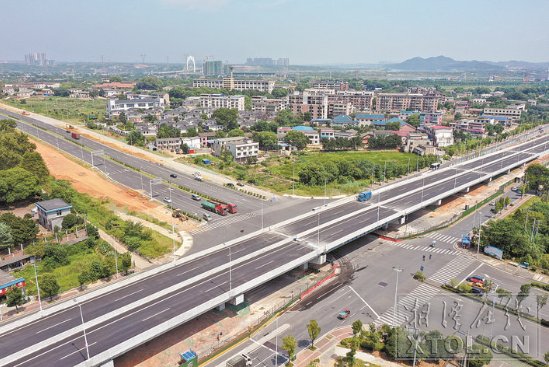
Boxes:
[201,200,229,216]
[71,132,80,139]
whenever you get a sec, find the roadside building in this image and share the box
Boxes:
[211,137,259,163]
[199,94,245,111]
[35,198,73,231]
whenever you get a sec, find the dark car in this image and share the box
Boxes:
[471,287,485,295]
[170,174,177,178]
[227,183,235,187]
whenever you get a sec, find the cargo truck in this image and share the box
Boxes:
[461,235,470,249]
[71,132,80,139]
[357,191,372,202]
[226,354,252,367]
[201,200,229,216]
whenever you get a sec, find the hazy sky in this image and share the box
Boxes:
[1,0,548,65]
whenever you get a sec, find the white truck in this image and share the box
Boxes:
[226,354,252,367]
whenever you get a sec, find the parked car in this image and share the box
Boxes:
[164,197,172,203]
[170,174,177,178]
[227,183,235,187]
[237,182,245,186]
[471,287,485,295]
[468,275,485,284]
[469,282,486,290]
[489,202,495,206]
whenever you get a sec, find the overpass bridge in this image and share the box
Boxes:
[0,110,548,366]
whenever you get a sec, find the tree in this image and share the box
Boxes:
[545,351,549,364]
[352,319,363,336]
[186,127,198,137]
[180,143,190,154]
[6,286,25,312]
[118,112,127,124]
[136,77,163,90]
[157,123,177,139]
[385,121,401,131]
[0,118,17,131]
[307,319,321,347]
[86,224,99,240]
[212,108,239,130]
[0,212,39,245]
[214,130,226,138]
[253,131,278,150]
[284,130,309,149]
[346,337,359,363]
[0,131,37,170]
[120,252,132,272]
[228,129,245,137]
[78,270,89,290]
[109,76,122,82]
[244,95,252,111]
[276,109,299,126]
[0,167,41,203]
[126,130,145,146]
[281,334,297,361]
[516,284,531,307]
[455,112,463,120]
[303,111,312,122]
[61,213,77,229]
[467,344,493,367]
[41,274,60,301]
[536,293,548,321]
[0,222,13,250]
[406,114,420,128]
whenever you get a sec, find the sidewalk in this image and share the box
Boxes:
[292,327,402,367]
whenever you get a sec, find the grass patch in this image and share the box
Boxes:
[128,210,174,231]
[138,231,176,259]
[4,97,106,124]
[515,195,541,211]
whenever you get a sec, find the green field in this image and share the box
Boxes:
[270,150,420,179]
[3,97,106,124]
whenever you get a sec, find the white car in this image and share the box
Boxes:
[164,197,172,203]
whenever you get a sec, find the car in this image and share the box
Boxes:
[468,282,486,290]
[489,201,495,206]
[511,187,518,192]
[338,309,351,319]
[164,197,172,203]
[191,194,201,201]
[471,287,485,295]
[227,183,235,187]
[203,213,212,221]
[66,130,70,133]
[237,182,245,186]
[170,174,177,178]
[469,275,485,284]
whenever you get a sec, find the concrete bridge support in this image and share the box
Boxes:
[309,254,326,265]
[462,187,470,193]
[301,262,308,270]
[435,199,442,206]
[228,294,244,306]
[399,216,406,225]
[100,361,114,367]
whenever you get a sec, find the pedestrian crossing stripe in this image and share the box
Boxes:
[428,256,476,285]
[425,232,459,244]
[389,241,460,256]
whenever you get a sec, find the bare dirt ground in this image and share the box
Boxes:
[32,138,199,233]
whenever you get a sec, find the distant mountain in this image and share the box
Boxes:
[387,56,506,71]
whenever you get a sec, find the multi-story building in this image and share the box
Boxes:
[212,137,259,163]
[376,93,440,113]
[483,107,523,121]
[328,102,352,119]
[246,58,289,66]
[203,61,223,76]
[199,94,245,111]
[155,137,201,151]
[106,98,165,117]
[251,96,288,113]
[355,114,386,126]
[288,92,329,119]
[313,81,349,91]
[419,112,443,125]
[424,125,454,147]
[328,90,374,110]
[193,78,275,93]
[35,198,73,231]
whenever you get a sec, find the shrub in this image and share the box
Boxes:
[61,213,77,229]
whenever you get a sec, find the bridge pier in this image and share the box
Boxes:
[507,169,511,174]
[228,294,245,306]
[309,254,326,265]
[435,199,442,206]
[218,303,225,311]
[462,187,470,193]
[100,360,114,367]
[399,216,405,224]
[301,263,309,270]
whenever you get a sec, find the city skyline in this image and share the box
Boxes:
[1,0,548,65]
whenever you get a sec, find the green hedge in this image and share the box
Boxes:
[475,335,547,367]
[462,189,503,218]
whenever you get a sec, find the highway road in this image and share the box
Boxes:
[1,109,549,366]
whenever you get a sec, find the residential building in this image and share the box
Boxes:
[212,137,259,163]
[375,93,440,112]
[320,129,335,140]
[328,102,352,119]
[331,115,358,128]
[106,98,165,117]
[483,107,523,121]
[355,114,385,126]
[193,78,275,93]
[203,61,223,76]
[403,132,439,156]
[373,117,405,130]
[69,89,90,99]
[35,198,73,231]
[288,92,329,119]
[419,112,443,125]
[199,94,245,111]
[313,81,349,91]
[198,132,216,148]
[155,137,201,151]
[292,126,320,145]
[251,96,288,113]
[328,90,374,110]
[425,125,454,147]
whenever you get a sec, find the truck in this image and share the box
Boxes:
[22,111,30,116]
[461,235,471,249]
[71,132,80,139]
[201,200,229,216]
[357,191,372,202]
[226,354,252,367]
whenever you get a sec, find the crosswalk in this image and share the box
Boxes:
[391,242,460,256]
[425,232,460,244]
[428,255,476,285]
[375,283,440,326]
[189,199,298,234]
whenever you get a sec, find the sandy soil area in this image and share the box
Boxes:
[32,138,198,232]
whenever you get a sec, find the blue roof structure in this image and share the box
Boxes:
[481,115,507,121]
[180,351,197,362]
[293,126,315,131]
[386,117,406,125]
[356,114,385,120]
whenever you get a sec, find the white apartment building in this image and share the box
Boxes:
[483,107,523,121]
[193,78,275,93]
[106,98,165,117]
[199,94,245,111]
[425,125,454,147]
[211,137,259,163]
[251,96,288,113]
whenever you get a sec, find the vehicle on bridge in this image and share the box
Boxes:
[462,235,471,248]
[431,162,441,170]
[357,191,372,202]
[338,309,351,319]
[71,132,80,139]
[201,200,229,216]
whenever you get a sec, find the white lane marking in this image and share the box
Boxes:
[59,342,98,361]
[349,285,379,319]
[142,308,171,322]
[115,288,144,301]
[256,260,275,270]
[460,263,484,286]
[36,318,72,334]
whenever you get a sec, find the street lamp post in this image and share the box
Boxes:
[407,157,410,178]
[421,176,425,204]
[392,267,402,327]
[74,299,90,360]
[292,157,295,196]
[384,161,387,183]
[140,166,143,192]
[34,264,42,313]
[170,187,176,264]
[227,243,232,291]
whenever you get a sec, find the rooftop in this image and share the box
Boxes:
[35,198,72,212]
[293,126,315,131]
